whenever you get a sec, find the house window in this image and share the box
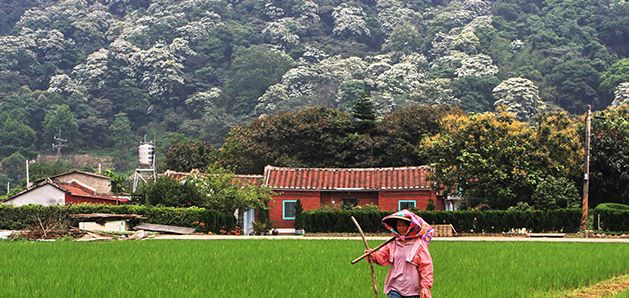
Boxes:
[283,200,297,220]
[398,200,416,210]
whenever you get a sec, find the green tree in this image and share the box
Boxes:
[419,111,538,209]
[42,104,79,150]
[0,87,47,134]
[294,199,304,230]
[532,112,583,180]
[224,45,294,115]
[597,3,629,56]
[374,104,462,167]
[0,152,26,185]
[165,139,219,172]
[532,176,579,210]
[586,105,629,205]
[198,167,272,215]
[544,57,601,113]
[383,23,423,54]
[28,160,73,182]
[351,96,376,133]
[133,176,206,207]
[338,79,369,110]
[451,76,500,113]
[600,58,629,99]
[108,113,134,170]
[0,113,37,158]
[220,106,354,173]
[102,169,128,194]
[420,109,586,209]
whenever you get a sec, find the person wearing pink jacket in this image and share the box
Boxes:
[366,209,434,298]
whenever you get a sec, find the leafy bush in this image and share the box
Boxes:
[532,176,579,210]
[294,200,304,230]
[595,203,629,211]
[302,208,582,233]
[0,204,235,233]
[592,205,629,231]
[426,199,435,211]
[132,176,206,207]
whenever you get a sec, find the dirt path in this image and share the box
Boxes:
[559,274,629,298]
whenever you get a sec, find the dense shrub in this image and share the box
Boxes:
[592,204,629,231]
[595,203,629,211]
[303,208,582,233]
[0,204,235,233]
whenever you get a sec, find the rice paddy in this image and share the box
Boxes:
[0,240,627,297]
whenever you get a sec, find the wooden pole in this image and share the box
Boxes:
[582,105,591,236]
[351,216,379,298]
[352,237,395,265]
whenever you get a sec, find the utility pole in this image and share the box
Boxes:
[25,159,35,188]
[26,160,30,188]
[52,130,67,161]
[581,105,591,235]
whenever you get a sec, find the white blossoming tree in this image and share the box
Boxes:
[376,0,421,35]
[456,54,499,78]
[133,43,186,101]
[186,87,223,116]
[493,77,544,121]
[375,62,424,94]
[73,48,110,91]
[332,4,370,39]
[611,82,629,106]
[410,78,459,106]
[0,36,36,71]
[21,29,69,63]
[255,84,289,114]
[47,74,85,96]
[299,45,328,63]
[263,18,302,49]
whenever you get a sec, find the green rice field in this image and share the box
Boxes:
[0,240,627,297]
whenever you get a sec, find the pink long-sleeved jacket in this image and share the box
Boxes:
[368,237,433,298]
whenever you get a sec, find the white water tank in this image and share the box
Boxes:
[138,143,154,166]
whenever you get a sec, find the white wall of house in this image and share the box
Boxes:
[4,185,65,206]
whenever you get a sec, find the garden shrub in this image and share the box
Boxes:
[0,204,235,233]
[592,205,629,231]
[303,208,582,233]
[595,203,629,211]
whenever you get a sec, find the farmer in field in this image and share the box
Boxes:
[366,210,434,298]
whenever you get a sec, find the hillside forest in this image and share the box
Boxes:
[0,0,628,208]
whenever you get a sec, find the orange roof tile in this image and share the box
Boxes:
[263,166,433,191]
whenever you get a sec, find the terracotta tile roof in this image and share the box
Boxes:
[163,170,263,186]
[58,181,128,203]
[58,182,96,196]
[234,175,264,187]
[163,169,206,180]
[262,165,433,191]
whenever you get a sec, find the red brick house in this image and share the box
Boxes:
[263,166,443,229]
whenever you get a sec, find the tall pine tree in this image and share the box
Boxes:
[351,96,376,133]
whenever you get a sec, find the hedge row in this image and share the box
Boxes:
[302,208,583,233]
[0,204,236,233]
[592,209,629,232]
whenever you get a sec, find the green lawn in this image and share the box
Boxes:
[0,240,627,297]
